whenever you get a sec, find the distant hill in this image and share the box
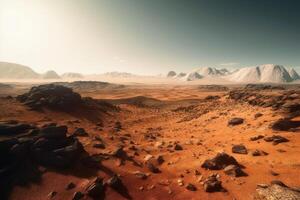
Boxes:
[0,62,40,79]
[61,72,84,79]
[195,67,229,76]
[167,71,176,77]
[227,64,299,83]
[42,70,61,79]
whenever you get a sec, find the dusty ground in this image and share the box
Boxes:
[0,83,299,200]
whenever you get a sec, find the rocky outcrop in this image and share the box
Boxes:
[0,121,86,198]
[254,182,300,200]
[17,84,82,110]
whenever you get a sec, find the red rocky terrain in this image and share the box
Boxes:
[0,82,300,200]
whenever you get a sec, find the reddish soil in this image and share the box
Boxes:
[1,84,299,200]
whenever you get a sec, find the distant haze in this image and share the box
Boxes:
[1,0,300,75]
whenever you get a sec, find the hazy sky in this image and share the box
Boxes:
[0,0,300,75]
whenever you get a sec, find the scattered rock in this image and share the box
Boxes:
[177,179,184,186]
[0,121,34,135]
[203,174,223,192]
[66,182,76,190]
[85,177,105,198]
[146,162,160,173]
[174,144,183,151]
[252,149,268,156]
[228,118,244,126]
[250,135,264,141]
[73,128,88,137]
[254,113,263,119]
[201,152,239,170]
[72,191,84,200]
[114,121,122,131]
[186,183,197,191]
[269,170,279,176]
[224,165,246,177]
[144,154,154,162]
[271,119,300,131]
[133,171,148,180]
[156,155,164,165]
[107,175,122,190]
[232,144,248,154]
[264,135,289,145]
[93,143,105,149]
[47,191,57,199]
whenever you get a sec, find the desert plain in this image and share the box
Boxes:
[0,81,299,200]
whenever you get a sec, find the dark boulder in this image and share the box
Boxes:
[107,175,123,190]
[40,125,67,139]
[232,144,248,154]
[271,119,300,131]
[146,162,160,173]
[174,144,183,151]
[72,191,84,200]
[85,177,105,198]
[203,174,223,192]
[201,152,239,170]
[264,135,289,145]
[0,121,34,136]
[228,118,244,126]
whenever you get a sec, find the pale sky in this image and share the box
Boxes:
[0,0,300,75]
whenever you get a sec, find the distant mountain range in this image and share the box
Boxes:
[0,61,299,83]
[0,62,83,79]
[0,62,40,79]
[168,64,300,83]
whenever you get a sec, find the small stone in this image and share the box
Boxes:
[270,170,279,176]
[250,135,264,141]
[144,154,154,162]
[252,149,268,156]
[73,128,88,137]
[228,118,244,126]
[107,175,123,190]
[156,155,165,165]
[133,171,148,179]
[224,165,246,177]
[232,144,248,154]
[177,179,184,186]
[47,191,57,199]
[174,144,183,151]
[66,182,76,190]
[203,174,223,192]
[254,113,263,119]
[147,162,160,173]
[72,191,84,200]
[186,183,197,191]
[85,177,104,198]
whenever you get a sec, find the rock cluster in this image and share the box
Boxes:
[17,84,83,110]
[0,121,85,197]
